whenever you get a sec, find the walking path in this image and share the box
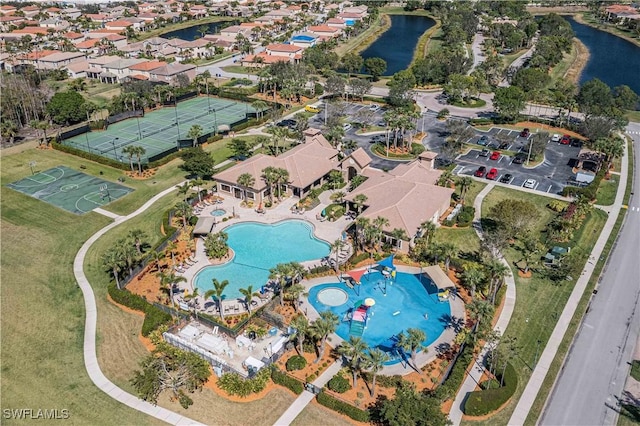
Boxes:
[273,360,343,426]
[508,135,629,424]
[93,207,122,219]
[74,182,204,426]
[448,183,518,425]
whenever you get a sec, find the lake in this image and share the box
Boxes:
[160,21,234,41]
[360,14,435,76]
[566,16,640,97]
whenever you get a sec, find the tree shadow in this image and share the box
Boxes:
[438,314,465,333]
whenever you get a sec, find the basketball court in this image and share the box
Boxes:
[7,166,134,215]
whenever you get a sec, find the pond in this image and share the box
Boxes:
[360,14,435,76]
[566,16,640,100]
[160,21,235,41]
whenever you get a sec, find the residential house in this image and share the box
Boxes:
[20,5,40,18]
[104,20,133,32]
[307,25,341,38]
[127,60,166,80]
[326,18,346,29]
[86,55,120,79]
[101,57,147,83]
[65,60,89,78]
[604,4,640,23]
[241,43,302,67]
[149,62,196,85]
[60,8,82,20]
[37,51,86,70]
[0,15,26,32]
[189,5,208,18]
[219,25,252,39]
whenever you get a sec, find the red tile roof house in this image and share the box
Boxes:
[126,60,166,80]
[104,20,134,31]
[605,4,640,23]
[344,152,454,253]
[241,43,302,67]
[308,25,341,38]
[0,15,26,32]
[20,5,41,18]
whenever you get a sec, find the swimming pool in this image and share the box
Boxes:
[194,220,330,299]
[210,209,226,217]
[307,271,450,364]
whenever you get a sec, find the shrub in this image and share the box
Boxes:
[437,108,450,119]
[314,83,324,96]
[469,118,493,126]
[463,363,518,416]
[317,391,370,422]
[286,355,307,371]
[107,283,171,336]
[327,374,351,393]
[217,369,270,397]
[547,200,567,212]
[433,343,474,401]
[411,143,425,155]
[271,367,303,394]
[456,206,475,227]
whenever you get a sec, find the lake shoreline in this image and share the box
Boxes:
[572,13,640,49]
[563,37,590,85]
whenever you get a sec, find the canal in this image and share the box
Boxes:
[160,21,235,41]
[566,16,640,97]
[360,14,435,76]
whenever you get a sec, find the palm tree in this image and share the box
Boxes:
[262,166,278,204]
[419,221,437,246]
[190,178,204,202]
[468,300,495,342]
[284,283,307,312]
[363,348,390,397]
[484,258,510,305]
[204,278,229,320]
[462,265,485,300]
[122,145,136,172]
[355,216,370,252]
[127,229,148,254]
[290,314,310,355]
[337,336,369,387]
[102,248,124,289]
[176,182,192,203]
[389,228,409,251]
[184,287,200,320]
[373,216,389,249]
[165,241,178,267]
[132,146,146,175]
[1,120,18,145]
[397,328,427,371]
[239,285,260,314]
[174,201,192,229]
[274,167,289,201]
[269,262,292,306]
[330,239,345,272]
[288,262,306,286]
[251,100,268,120]
[310,311,339,363]
[440,242,458,271]
[157,271,187,313]
[187,124,203,147]
[149,250,163,272]
[353,194,368,216]
[237,173,255,204]
[457,176,473,203]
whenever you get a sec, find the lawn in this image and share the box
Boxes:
[0,153,160,424]
[461,186,608,426]
[595,175,618,206]
[334,14,389,57]
[221,65,259,75]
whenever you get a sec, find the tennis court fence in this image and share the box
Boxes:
[107,109,144,125]
[57,124,90,142]
[98,137,138,154]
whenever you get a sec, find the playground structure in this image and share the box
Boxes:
[348,299,373,337]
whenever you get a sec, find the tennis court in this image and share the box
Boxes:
[7,166,134,215]
[61,96,257,164]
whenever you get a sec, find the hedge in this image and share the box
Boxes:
[107,283,172,336]
[433,343,474,401]
[285,355,307,371]
[463,363,518,416]
[270,367,303,395]
[561,168,606,200]
[217,368,270,397]
[52,142,129,170]
[317,391,370,422]
[327,374,351,393]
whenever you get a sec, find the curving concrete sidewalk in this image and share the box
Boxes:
[74,182,204,426]
[448,183,517,425]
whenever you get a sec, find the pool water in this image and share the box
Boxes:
[210,209,226,217]
[194,220,329,299]
[308,271,450,364]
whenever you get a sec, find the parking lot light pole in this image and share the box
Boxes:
[526,136,533,166]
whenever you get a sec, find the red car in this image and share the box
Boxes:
[560,134,571,145]
[474,166,486,177]
[490,151,501,160]
[520,128,530,138]
[486,168,498,180]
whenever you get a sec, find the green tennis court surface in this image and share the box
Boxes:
[7,166,133,215]
[61,96,257,164]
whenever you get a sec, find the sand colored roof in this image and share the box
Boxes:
[88,55,120,65]
[39,51,85,63]
[345,161,453,238]
[326,18,345,24]
[347,147,372,169]
[215,134,339,190]
[423,265,454,290]
[65,60,89,72]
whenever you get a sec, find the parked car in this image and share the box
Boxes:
[486,168,498,180]
[474,166,487,177]
[560,134,571,145]
[277,119,297,128]
[499,141,510,150]
[551,134,561,142]
[523,179,537,189]
[342,123,352,131]
[500,173,513,183]
[490,151,501,160]
[571,138,583,147]
[305,105,320,113]
[369,104,381,111]
[478,135,489,146]
[520,128,530,138]
[513,154,527,164]
[479,148,490,157]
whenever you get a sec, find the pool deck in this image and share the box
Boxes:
[301,265,466,376]
[172,191,352,312]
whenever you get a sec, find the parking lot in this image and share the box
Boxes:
[302,101,583,195]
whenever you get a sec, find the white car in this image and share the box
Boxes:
[342,123,352,131]
[523,179,537,189]
[369,104,381,111]
[551,134,561,142]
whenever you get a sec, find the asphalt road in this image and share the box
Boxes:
[540,123,640,426]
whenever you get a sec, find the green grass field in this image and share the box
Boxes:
[596,176,618,206]
[460,187,608,426]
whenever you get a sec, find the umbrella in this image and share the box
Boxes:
[364,298,375,307]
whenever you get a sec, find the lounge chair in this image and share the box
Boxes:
[234,304,240,313]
